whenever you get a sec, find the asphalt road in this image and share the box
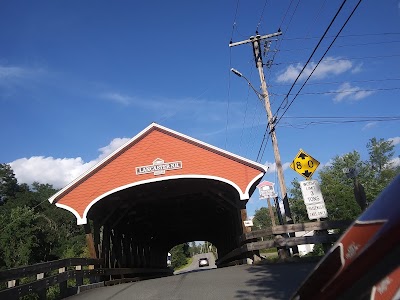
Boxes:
[69,260,316,300]
[174,252,217,275]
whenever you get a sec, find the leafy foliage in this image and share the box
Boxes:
[0,166,86,269]
[169,243,190,269]
[0,163,19,204]
[253,205,279,230]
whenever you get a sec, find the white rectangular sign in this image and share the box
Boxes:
[243,220,253,227]
[306,203,328,219]
[300,180,325,205]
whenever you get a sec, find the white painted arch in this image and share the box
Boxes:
[56,173,263,225]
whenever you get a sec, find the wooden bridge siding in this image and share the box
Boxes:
[217,220,353,266]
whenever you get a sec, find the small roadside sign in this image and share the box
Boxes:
[244,220,253,227]
[257,181,277,199]
[300,180,324,205]
[300,180,328,220]
[290,149,320,180]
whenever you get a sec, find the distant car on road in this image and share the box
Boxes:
[198,258,209,267]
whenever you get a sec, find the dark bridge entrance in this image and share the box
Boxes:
[49,123,267,269]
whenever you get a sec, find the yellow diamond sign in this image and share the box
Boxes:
[290,149,320,180]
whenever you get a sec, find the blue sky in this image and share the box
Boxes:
[1,0,399,217]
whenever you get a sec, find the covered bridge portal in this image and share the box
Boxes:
[49,123,267,269]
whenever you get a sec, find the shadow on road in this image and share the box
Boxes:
[235,262,316,299]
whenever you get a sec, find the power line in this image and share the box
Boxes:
[278,0,295,29]
[274,0,349,118]
[257,0,363,163]
[278,40,400,53]
[226,48,233,149]
[272,54,400,66]
[280,32,400,42]
[275,0,364,127]
[256,129,271,162]
[256,0,269,33]
[282,115,400,119]
[279,117,400,129]
[269,78,400,87]
[238,68,255,154]
[270,87,400,96]
[230,0,241,43]
[304,0,328,38]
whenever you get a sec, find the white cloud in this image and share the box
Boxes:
[388,136,400,146]
[333,82,374,103]
[102,92,133,105]
[276,57,353,83]
[10,137,130,189]
[10,157,96,189]
[351,63,363,74]
[265,161,291,173]
[0,65,28,79]
[97,137,130,160]
[320,159,333,168]
[390,156,400,168]
[363,122,377,130]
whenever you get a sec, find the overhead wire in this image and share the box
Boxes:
[275,0,369,127]
[274,0,349,117]
[256,0,269,33]
[272,54,400,66]
[256,127,271,162]
[269,78,400,87]
[226,48,233,149]
[257,0,364,164]
[226,0,241,149]
[278,117,400,129]
[279,31,400,42]
[270,87,400,97]
[230,0,240,43]
[277,40,400,53]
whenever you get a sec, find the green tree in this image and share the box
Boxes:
[0,163,19,204]
[253,205,279,230]
[367,137,394,174]
[364,137,399,202]
[169,243,189,269]
[0,206,47,268]
[318,151,363,220]
[288,179,308,223]
[0,166,87,269]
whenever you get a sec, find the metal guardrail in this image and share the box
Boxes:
[0,258,172,299]
[217,220,353,266]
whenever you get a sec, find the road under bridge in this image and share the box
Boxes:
[70,261,317,300]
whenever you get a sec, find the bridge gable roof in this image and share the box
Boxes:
[49,123,267,224]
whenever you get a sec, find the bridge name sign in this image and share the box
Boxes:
[136,158,182,176]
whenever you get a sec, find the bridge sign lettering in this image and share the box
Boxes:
[136,158,182,176]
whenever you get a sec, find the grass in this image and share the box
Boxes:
[260,248,278,254]
[174,257,193,271]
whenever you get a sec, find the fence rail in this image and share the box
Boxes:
[218,220,353,266]
[0,258,172,300]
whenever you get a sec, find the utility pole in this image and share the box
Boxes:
[230,32,299,255]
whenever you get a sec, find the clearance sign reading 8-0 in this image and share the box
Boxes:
[290,149,320,180]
